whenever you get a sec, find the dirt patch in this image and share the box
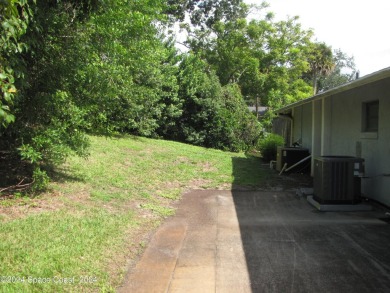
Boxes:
[198,161,218,172]
[173,156,190,165]
[0,190,65,221]
[157,180,182,190]
[187,178,213,189]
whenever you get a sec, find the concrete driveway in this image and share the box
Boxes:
[118,189,390,293]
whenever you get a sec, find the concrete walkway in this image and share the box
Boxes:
[118,189,390,293]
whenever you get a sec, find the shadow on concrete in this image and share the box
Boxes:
[231,156,390,292]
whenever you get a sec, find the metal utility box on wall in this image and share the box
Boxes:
[314,156,364,204]
[276,147,310,172]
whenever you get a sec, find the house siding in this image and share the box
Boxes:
[277,72,390,206]
[328,78,390,205]
[292,103,312,151]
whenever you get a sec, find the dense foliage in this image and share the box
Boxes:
[0,0,33,127]
[0,0,356,191]
[169,54,260,151]
[257,133,285,162]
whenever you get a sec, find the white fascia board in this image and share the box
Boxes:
[276,66,390,113]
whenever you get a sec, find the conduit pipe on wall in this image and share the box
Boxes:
[279,155,311,175]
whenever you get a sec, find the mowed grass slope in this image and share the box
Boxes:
[0,135,273,292]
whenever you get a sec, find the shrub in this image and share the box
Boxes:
[31,167,50,193]
[258,133,285,162]
[209,84,262,152]
[171,56,262,152]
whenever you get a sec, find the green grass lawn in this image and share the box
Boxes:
[0,135,274,292]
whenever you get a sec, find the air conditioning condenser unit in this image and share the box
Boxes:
[313,156,364,204]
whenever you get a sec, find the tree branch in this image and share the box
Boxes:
[176,41,191,49]
[0,178,34,193]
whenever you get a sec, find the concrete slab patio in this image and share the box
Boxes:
[118,189,390,293]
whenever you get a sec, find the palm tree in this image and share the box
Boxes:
[308,42,335,95]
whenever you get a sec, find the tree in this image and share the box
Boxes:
[306,42,335,95]
[172,53,261,151]
[74,1,180,137]
[0,0,33,127]
[166,0,247,28]
[317,48,357,92]
[195,14,313,127]
[256,16,313,107]
[0,0,180,191]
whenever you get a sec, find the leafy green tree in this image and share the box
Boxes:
[0,0,33,127]
[74,1,180,137]
[258,17,313,105]
[0,1,95,190]
[172,54,260,151]
[166,0,247,28]
[194,13,313,127]
[173,54,223,146]
[213,83,262,151]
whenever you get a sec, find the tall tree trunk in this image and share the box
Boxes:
[312,73,318,95]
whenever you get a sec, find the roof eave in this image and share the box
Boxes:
[276,66,390,113]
